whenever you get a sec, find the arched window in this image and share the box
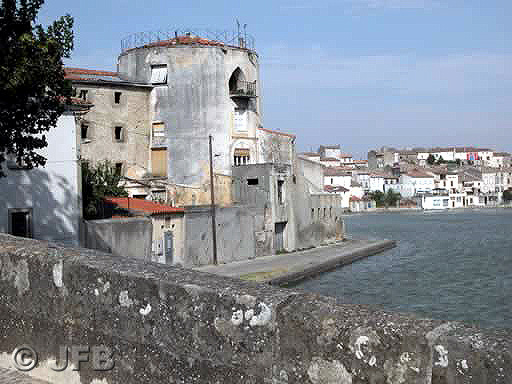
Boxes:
[229,67,246,94]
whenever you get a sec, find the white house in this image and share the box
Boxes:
[0,102,90,245]
[324,168,352,189]
[490,152,511,168]
[422,195,451,210]
[369,173,386,193]
[324,185,351,208]
[383,175,400,193]
[340,153,353,164]
[399,170,435,198]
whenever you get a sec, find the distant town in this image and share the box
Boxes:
[301,145,512,211]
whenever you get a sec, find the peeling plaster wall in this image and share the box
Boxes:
[82,217,152,261]
[1,234,511,384]
[118,44,262,191]
[75,84,151,179]
[183,205,265,267]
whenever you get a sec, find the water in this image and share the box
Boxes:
[294,209,512,329]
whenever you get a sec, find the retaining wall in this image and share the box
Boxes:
[0,234,511,383]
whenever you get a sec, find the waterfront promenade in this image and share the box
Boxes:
[196,238,396,285]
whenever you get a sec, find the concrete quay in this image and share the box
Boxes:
[195,238,396,286]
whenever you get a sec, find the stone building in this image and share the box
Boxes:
[66,30,299,206]
[64,29,343,260]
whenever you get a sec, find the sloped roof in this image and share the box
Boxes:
[324,185,350,193]
[103,197,184,215]
[65,68,152,87]
[257,127,296,138]
[406,170,434,178]
[324,167,352,176]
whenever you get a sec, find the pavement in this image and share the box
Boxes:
[0,368,50,384]
[195,238,396,285]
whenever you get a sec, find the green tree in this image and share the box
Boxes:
[427,154,436,165]
[0,0,74,176]
[384,189,401,207]
[82,161,128,219]
[436,155,445,165]
[368,190,385,207]
[503,189,512,203]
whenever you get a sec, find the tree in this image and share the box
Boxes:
[384,189,401,207]
[503,189,512,203]
[427,154,436,165]
[436,155,444,165]
[368,190,385,207]
[0,0,74,176]
[82,161,128,219]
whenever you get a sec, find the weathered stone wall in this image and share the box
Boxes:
[183,205,266,267]
[75,83,151,179]
[0,234,511,384]
[81,217,152,260]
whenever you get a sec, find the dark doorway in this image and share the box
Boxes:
[274,222,286,252]
[9,209,32,238]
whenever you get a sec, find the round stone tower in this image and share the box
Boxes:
[117,30,262,201]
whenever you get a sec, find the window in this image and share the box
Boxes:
[114,126,124,142]
[331,178,334,184]
[277,180,284,205]
[234,149,250,166]
[79,89,88,101]
[9,209,32,238]
[150,65,168,84]
[114,92,121,104]
[234,108,247,132]
[151,148,167,177]
[81,124,88,140]
[115,163,123,176]
[247,178,259,185]
[311,208,314,220]
[151,122,166,147]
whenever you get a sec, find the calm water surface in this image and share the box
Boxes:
[295,209,512,329]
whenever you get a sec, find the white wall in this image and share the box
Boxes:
[0,112,81,245]
[422,195,450,210]
[369,176,384,192]
[324,175,351,188]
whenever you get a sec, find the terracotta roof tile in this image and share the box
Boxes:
[104,197,184,215]
[324,185,350,193]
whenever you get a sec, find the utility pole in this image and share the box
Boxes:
[209,135,218,265]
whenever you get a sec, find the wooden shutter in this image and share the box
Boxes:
[151,148,167,177]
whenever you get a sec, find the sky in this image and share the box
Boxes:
[38,0,510,159]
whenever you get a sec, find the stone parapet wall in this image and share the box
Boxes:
[0,234,510,383]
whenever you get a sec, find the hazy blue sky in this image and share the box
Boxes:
[39,0,510,158]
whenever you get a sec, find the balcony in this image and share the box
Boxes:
[230,80,257,98]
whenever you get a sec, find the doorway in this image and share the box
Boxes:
[274,222,287,253]
[9,209,32,238]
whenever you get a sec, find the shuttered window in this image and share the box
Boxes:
[151,65,168,84]
[151,148,167,177]
[151,122,166,147]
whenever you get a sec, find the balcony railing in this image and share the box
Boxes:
[230,81,257,98]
